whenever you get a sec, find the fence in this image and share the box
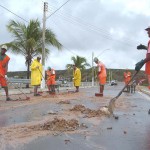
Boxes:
[6,78,98,89]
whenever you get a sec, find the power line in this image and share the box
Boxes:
[51,12,136,47]
[46,0,71,20]
[0,4,28,23]
[47,4,138,48]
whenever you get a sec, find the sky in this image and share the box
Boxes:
[1,0,150,71]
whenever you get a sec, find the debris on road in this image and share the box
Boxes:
[107,127,112,130]
[58,100,70,104]
[40,117,79,131]
[70,105,110,117]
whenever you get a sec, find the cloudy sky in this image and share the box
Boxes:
[1,0,150,71]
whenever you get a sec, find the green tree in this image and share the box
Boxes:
[66,55,90,70]
[4,19,62,80]
[66,55,90,81]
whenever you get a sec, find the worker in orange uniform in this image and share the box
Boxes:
[136,26,150,89]
[0,45,11,101]
[94,57,107,96]
[46,67,56,93]
[124,69,131,85]
[123,69,131,92]
[73,64,81,92]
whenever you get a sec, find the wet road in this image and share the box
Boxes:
[22,90,150,150]
[1,83,150,150]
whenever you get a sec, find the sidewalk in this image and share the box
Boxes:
[0,86,93,96]
[137,85,150,96]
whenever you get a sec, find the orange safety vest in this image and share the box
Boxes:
[97,61,107,78]
[124,72,131,84]
[46,70,51,80]
[145,40,150,75]
[46,69,56,85]
[0,54,10,76]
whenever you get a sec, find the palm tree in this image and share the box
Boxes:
[66,55,90,81]
[4,19,62,80]
[66,55,90,70]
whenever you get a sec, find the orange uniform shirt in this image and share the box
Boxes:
[97,61,107,85]
[0,54,10,76]
[124,72,131,85]
[46,69,56,85]
[145,40,150,75]
[0,54,10,87]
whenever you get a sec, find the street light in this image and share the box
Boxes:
[96,48,110,58]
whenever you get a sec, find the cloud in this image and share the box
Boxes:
[0,0,150,72]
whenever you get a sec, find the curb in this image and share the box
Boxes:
[137,86,150,97]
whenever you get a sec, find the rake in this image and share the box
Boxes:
[9,82,30,100]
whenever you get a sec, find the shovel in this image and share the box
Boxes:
[108,71,139,114]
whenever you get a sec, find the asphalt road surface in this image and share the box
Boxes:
[1,83,150,150]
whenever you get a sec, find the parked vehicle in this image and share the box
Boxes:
[110,80,117,86]
[56,80,69,87]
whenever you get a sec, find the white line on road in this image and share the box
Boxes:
[138,91,150,101]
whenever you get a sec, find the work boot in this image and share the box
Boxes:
[34,93,41,96]
[95,93,103,97]
[6,97,11,101]
[75,90,79,92]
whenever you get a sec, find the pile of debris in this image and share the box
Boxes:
[58,100,70,104]
[70,105,110,118]
[30,118,79,132]
[41,118,79,131]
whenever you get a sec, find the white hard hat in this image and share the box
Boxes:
[1,45,7,50]
[94,57,99,62]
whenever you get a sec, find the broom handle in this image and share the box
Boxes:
[38,68,46,80]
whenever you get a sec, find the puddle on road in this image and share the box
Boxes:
[0,103,62,127]
[22,133,99,150]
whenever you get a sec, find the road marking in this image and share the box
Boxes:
[138,91,150,101]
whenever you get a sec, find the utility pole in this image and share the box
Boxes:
[41,2,48,89]
[92,52,94,86]
[109,69,111,83]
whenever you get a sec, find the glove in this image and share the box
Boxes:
[5,75,8,81]
[137,44,147,50]
[135,59,145,71]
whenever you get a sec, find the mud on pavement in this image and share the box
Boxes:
[0,87,131,150]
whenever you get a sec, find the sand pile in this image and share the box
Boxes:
[0,118,80,149]
[28,117,79,132]
[70,105,109,118]
[70,105,86,112]
[40,117,79,131]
